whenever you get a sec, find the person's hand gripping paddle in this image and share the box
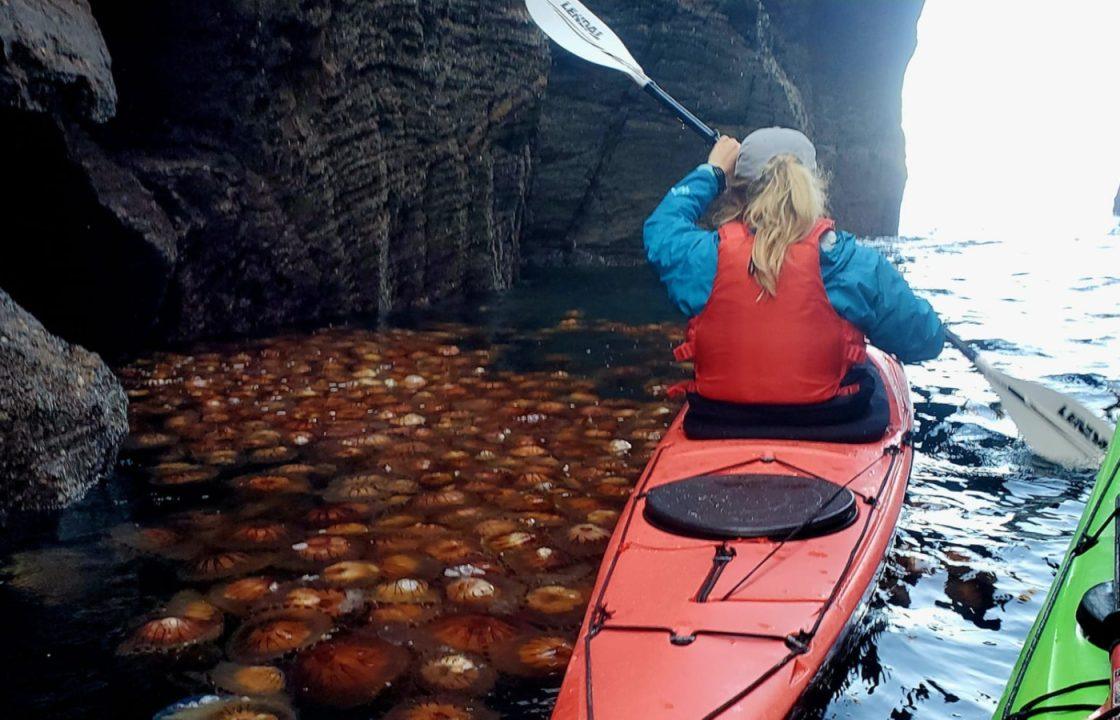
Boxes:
[526,0,1116,468]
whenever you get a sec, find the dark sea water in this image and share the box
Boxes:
[1,229,1118,720]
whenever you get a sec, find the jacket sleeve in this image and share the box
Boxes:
[642,165,721,318]
[821,231,946,362]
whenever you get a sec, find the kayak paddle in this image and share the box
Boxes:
[945,328,1114,468]
[526,0,1115,468]
[524,0,719,144]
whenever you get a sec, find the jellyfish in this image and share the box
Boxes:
[182,550,272,582]
[228,608,332,664]
[491,633,574,677]
[151,695,296,720]
[117,593,224,656]
[208,661,286,697]
[371,578,440,605]
[522,584,588,626]
[424,614,520,655]
[321,561,381,588]
[416,652,497,695]
[209,576,278,616]
[291,632,410,708]
[288,535,360,566]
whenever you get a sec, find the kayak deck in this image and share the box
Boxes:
[996,424,1120,719]
[553,349,914,720]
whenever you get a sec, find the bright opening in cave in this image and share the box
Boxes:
[899,0,1120,239]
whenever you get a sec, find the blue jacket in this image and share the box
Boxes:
[643,165,945,363]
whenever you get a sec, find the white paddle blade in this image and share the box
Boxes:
[525,0,648,84]
[979,361,1114,468]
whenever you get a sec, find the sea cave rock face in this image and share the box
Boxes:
[524,0,924,264]
[0,288,127,515]
[0,0,921,354]
[1,0,549,354]
[0,0,116,120]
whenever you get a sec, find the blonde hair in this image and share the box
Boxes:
[711,154,828,296]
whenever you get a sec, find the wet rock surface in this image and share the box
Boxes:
[0,288,127,515]
[0,0,116,121]
[524,0,923,263]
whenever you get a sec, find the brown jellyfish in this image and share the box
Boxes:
[586,509,620,527]
[416,652,497,696]
[437,506,494,529]
[504,545,576,575]
[320,560,382,588]
[228,608,332,664]
[491,633,574,677]
[379,552,442,580]
[516,512,567,529]
[411,489,471,512]
[557,523,612,557]
[208,661,286,697]
[323,475,391,503]
[303,502,372,528]
[117,593,224,656]
[371,578,440,605]
[150,464,220,487]
[444,576,522,615]
[231,474,311,496]
[522,584,588,626]
[248,445,298,464]
[209,576,279,616]
[373,513,426,531]
[423,537,481,564]
[289,534,360,566]
[472,517,520,540]
[221,521,294,550]
[153,695,296,720]
[123,431,178,452]
[263,583,364,618]
[367,602,442,632]
[384,697,498,720]
[425,614,520,655]
[292,632,410,708]
[484,531,536,554]
[182,550,272,581]
[109,523,196,560]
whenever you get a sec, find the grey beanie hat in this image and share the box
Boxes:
[733,127,817,181]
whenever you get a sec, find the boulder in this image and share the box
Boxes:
[0,0,116,121]
[0,288,127,515]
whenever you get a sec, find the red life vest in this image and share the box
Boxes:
[672,218,866,405]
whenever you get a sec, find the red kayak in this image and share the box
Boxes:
[552,348,913,720]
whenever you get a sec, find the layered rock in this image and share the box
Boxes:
[1,0,549,354]
[524,0,923,264]
[0,0,922,349]
[0,288,127,515]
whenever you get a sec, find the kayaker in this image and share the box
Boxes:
[644,127,944,407]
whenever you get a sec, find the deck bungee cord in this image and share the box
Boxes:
[576,437,905,719]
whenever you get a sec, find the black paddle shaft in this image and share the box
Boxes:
[642,81,720,144]
[943,328,979,363]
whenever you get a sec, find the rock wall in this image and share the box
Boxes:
[1,0,549,356]
[0,0,922,351]
[523,0,923,264]
[0,288,127,515]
